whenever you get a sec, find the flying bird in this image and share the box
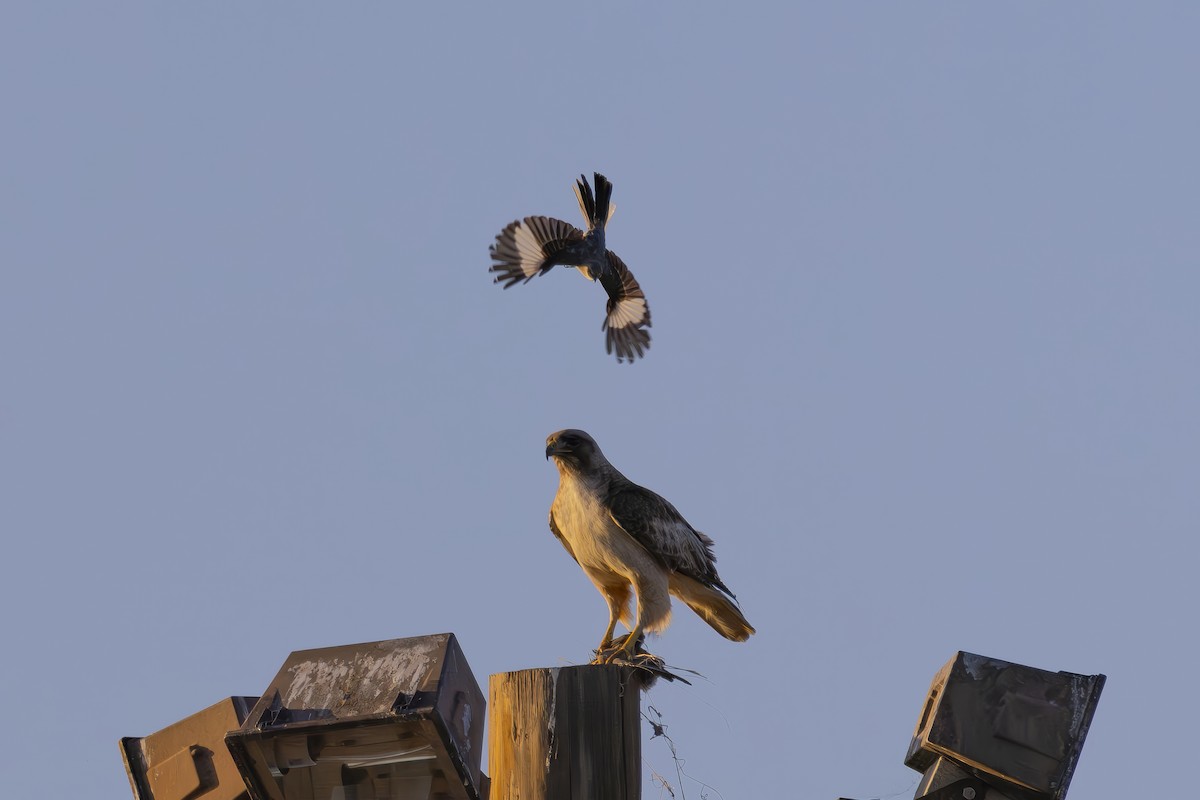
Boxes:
[545,429,755,663]
[490,173,652,363]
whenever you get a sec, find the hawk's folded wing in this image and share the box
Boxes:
[605,482,734,598]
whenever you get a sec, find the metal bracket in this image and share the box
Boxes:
[916,777,988,800]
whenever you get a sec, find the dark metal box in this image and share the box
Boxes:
[905,652,1104,800]
[225,633,485,800]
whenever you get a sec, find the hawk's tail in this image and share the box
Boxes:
[574,172,613,229]
[669,573,756,642]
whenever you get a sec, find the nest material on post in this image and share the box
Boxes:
[592,633,698,688]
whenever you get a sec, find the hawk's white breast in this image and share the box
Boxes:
[553,475,664,586]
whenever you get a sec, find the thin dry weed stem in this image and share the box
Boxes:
[643,705,727,800]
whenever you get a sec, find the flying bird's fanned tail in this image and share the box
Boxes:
[599,251,652,363]
[489,215,583,288]
[668,573,756,642]
[574,172,613,229]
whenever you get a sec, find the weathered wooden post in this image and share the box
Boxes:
[488,665,643,800]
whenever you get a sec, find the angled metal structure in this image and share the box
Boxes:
[906,652,1105,800]
[121,696,258,800]
[225,633,486,800]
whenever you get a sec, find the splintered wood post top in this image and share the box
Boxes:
[488,665,643,800]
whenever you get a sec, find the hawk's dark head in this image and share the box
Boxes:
[545,429,603,473]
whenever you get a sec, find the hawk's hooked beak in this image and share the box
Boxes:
[546,438,565,460]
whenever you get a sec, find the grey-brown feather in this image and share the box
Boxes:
[605,479,736,601]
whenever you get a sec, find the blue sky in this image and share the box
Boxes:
[2,4,1196,798]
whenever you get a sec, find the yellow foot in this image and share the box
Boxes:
[596,633,642,664]
[590,639,613,664]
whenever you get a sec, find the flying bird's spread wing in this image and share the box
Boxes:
[599,251,652,363]
[489,216,584,287]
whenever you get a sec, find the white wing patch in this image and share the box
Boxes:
[510,222,548,278]
[606,296,648,330]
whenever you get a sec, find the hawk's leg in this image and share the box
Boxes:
[593,583,632,663]
[602,578,667,664]
[597,615,618,653]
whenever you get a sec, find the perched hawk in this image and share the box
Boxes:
[490,173,652,363]
[545,429,755,663]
